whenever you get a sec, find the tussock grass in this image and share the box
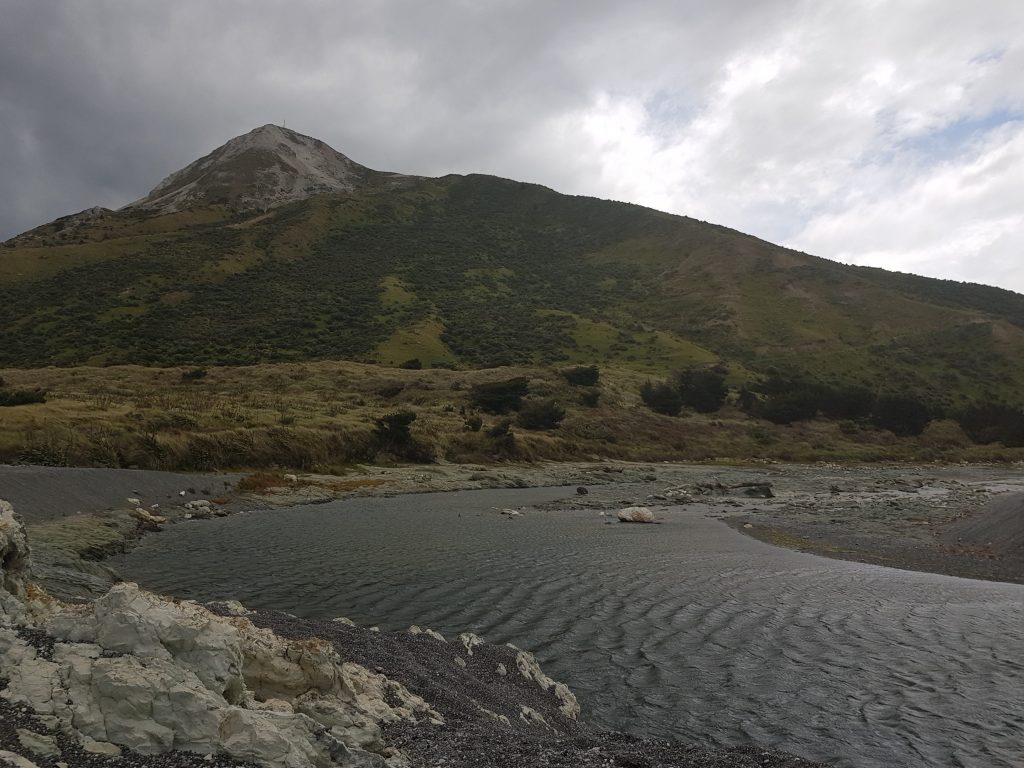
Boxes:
[0,360,1022,472]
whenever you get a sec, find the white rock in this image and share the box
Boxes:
[0,750,42,767]
[0,500,30,614]
[0,502,459,768]
[91,584,245,703]
[127,497,141,505]
[217,708,339,768]
[514,650,580,719]
[616,506,656,524]
[131,508,168,525]
[519,705,551,728]
[407,625,445,643]
[17,728,60,757]
[81,737,122,756]
[459,632,483,656]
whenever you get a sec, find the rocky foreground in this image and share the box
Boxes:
[0,498,822,768]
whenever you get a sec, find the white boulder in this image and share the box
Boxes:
[616,506,657,524]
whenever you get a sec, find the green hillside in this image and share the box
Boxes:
[4,169,1024,411]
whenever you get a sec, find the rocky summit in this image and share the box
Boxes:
[0,500,819,768]
[123,124,412,214]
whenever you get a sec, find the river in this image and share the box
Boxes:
[113,487,1024,768]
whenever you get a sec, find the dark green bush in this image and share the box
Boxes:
[757,393,819,424]
[818,386,875,420]
[579,388,601,407]
[486,419,513,438]
[398,358,422,370]
[180,368,207,382]
[373,410,434,461]
[956,402,1024,446]
[516,399,566,430]
[676,367,728,413]
[640,381,682,416]
[0,388,47,407]
[871,394,931,436]
[470,378,529,414]
[563,365,600,387]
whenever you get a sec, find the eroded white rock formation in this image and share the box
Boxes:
[0,499,581,768]
[0,500,437,767]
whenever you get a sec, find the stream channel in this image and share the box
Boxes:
[114,487,1024,768]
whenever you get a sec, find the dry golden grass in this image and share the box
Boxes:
[1,359,1022,471]
[235,472,290,493]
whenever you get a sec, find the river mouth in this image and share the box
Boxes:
[113,486,1024,768]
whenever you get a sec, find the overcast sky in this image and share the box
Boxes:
[3,1,1023,293]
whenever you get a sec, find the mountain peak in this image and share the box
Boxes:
[124,125,383,214]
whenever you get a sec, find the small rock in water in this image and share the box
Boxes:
[576,486,589,495]
[617,507,656,524]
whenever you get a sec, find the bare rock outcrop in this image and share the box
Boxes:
[0,500,30,620]
[0,500,441,767]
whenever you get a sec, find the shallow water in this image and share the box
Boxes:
[115,488,1024,768]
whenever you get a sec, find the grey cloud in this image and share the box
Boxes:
[2,0,1022,293]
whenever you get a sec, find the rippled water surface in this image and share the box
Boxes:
[115,488,1024,768]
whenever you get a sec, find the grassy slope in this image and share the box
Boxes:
[1,361,1017,472]
[3,175,1024,407]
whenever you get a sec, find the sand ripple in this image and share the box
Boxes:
[115,488,1024,768]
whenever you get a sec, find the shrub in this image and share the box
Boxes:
[374,410,417,449]
[376,381,405,398]
[398,358,422,370]
[818,385,875,420]
[485,419,516,456]
[871,394,931,436]
[180,368,207,382]
[0,388,47,407]
[579,388,601,408]
[516,399,566,430]
[563,365,600,387]
[758,393,818,424]
[373,410,435,462]
[486,419,512,438]
[464,414,483,432]
[470,378,529,414]
[676,367,728,413]
[956,402,1024,446]
[640,381,682,416]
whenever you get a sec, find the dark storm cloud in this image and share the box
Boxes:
[3,1,1023,291]
[0,0,786,235]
